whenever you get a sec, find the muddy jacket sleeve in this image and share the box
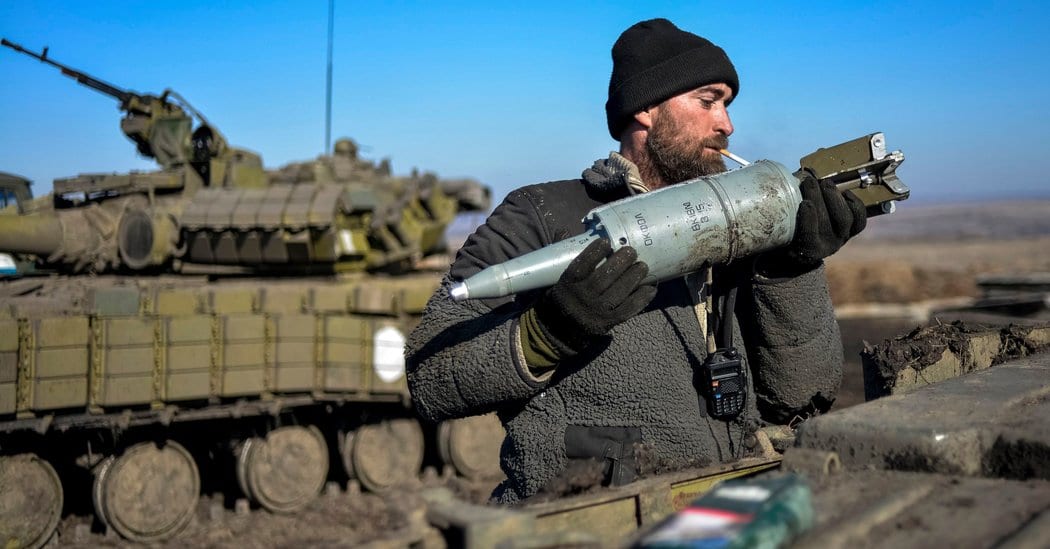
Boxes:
[738,264,844,424]
[406,189,554,422]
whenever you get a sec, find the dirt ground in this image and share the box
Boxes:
[56,471,500,548]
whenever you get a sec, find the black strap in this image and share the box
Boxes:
[717,286,739,349]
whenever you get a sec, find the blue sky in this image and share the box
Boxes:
[1,1,1048,206]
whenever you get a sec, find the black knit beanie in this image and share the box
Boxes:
[605,18,739,140]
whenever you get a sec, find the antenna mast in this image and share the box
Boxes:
[325,0,334,154]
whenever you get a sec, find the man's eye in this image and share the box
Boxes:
[699,99,715,108]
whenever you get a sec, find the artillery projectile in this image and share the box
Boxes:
[452,133,907,301]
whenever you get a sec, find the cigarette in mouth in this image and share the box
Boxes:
[719,149,750,167]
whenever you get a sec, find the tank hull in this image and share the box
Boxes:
[0,272,504,544]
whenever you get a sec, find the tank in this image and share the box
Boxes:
[0,40,502,547]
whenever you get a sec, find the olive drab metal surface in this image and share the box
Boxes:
[1,38,497,546]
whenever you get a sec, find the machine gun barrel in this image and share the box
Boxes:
[451,133,908,301]
[2,38,134,105]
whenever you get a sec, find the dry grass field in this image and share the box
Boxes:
[827,199,1050,304]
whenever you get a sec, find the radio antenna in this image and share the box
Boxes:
[324,0,334,154]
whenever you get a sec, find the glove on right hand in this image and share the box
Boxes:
[530,238,657,359]
[758,171,867,278]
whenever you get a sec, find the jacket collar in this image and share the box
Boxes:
[581,152,650,196]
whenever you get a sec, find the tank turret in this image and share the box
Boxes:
[3,41,491,276]
[0,39,267,273]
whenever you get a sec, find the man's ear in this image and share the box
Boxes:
[634,108,654,130]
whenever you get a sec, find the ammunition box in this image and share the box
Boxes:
[311,285,352,313]
[97,375,153,407]
[273,314,315,392]
[99,317,156,376]
[34,378,89,411]
[223,368,265,397]
[87,287,142,316]
[352,285,396,315]
[164,315,213,401]
[0,310,16,414]
[0,318,17,385]
[261,287,306,314]
[221,314,267,397]
[0,352,15,384]
[209,287,259,314]
[32,317,89,410]
[166,371,211,401]
[93,317,158,407]
[0,382,14,415]
[34,316,88,348]
[6,297,68,317]
[153,287,204,316]
[322,315,369,392]
[399,284,433,314]
[0,302,15,415]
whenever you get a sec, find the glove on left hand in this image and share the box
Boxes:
[760,171,867,277]
[519,238,656,370]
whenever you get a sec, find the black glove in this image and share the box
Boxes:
[759,171,867,278]
[520,238,657,367]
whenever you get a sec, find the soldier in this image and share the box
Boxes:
[406,18,866,503]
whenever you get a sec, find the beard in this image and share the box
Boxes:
[645,111,729,184]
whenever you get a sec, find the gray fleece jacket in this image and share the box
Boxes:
[406,153,843,503]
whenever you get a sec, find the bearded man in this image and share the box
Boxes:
[406,18,866,504]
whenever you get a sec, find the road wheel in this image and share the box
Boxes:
[236,425,328,513]
[437,413,505,480]
[92,440,199,542]
[345,418,423,493]
[0,453,63,549]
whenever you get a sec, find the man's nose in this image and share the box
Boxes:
[713,106,734,137]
